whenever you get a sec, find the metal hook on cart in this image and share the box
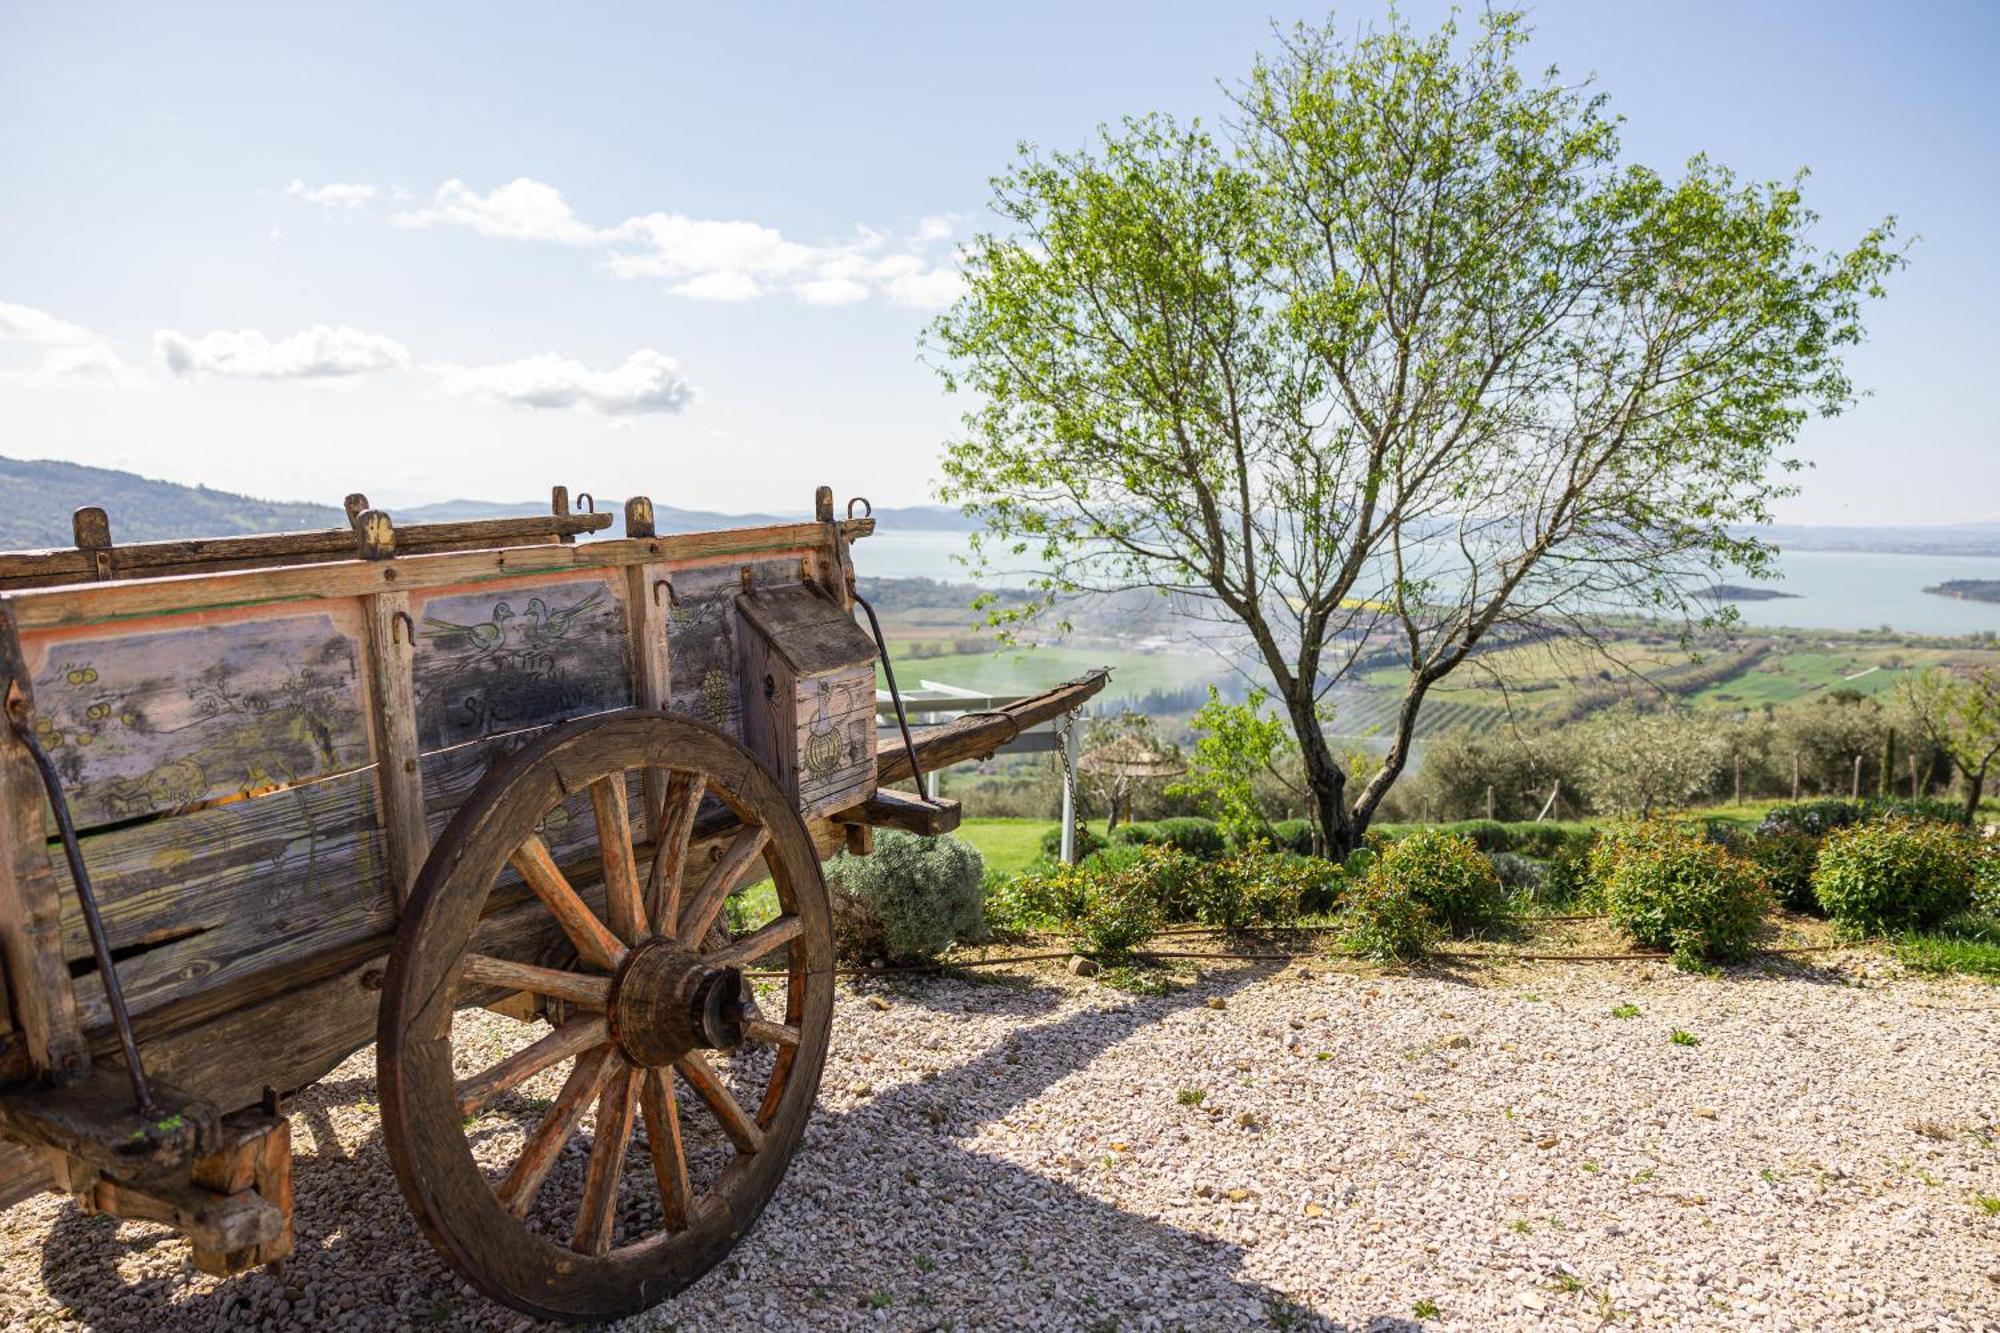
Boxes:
[391,610,416,646]
[850,592,927,800]
[575,492,596,513]
[846,496,872,520]
[4,690,155,1115]
[653,579,676,608]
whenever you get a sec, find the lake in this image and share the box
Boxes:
[854,528,2000,638]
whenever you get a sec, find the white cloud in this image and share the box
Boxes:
[0,301,97,347]
[0,302,141,386]
[154,325,411,380]
[286,178,380,210]
[795,277,870,306]
[433,348,695,416]
[395,177,601,244]
[913,213,959,244]
[670,271,762,302]
[391,177,964,308]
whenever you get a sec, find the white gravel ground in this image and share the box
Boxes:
[3,948,1997,1332]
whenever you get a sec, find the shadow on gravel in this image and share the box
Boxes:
[30,959,1418,1332]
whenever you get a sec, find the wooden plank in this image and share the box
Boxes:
[0,1064,219,1179]
[2,521,873,632]
[190,1109,293,1272]
[0,608,85,1081]
[662,556,806,741]
[842,788,963,837]
[81,1173,285,1254]
[48,769,391,1030]
[18,605,371,830]
[363,592,427,902]
[411,574,631,751]
[0,512,613,591]
[793,667,876,817]
[624,560,672,837]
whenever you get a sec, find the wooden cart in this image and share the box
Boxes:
[0,486,1105,1322]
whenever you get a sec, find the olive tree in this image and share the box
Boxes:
[931,10,1899,856]
[1899,666,2000,819]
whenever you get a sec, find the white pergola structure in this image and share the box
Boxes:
[877,678,1084,862]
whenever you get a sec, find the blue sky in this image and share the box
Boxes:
[1,1,1993,522]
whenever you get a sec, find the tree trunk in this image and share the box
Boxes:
[1964,765,1987,824]
[1289,691,1355,858]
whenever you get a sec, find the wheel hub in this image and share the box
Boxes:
[608,937,746,1067]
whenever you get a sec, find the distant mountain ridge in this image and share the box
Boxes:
[0,455,981,549]
[1,456,1988,554]
[0,456,343,548]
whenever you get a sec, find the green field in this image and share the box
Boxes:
[880,644,1215,704]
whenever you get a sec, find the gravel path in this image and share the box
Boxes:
[2,948,1996,1331]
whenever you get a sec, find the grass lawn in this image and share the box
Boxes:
[956,817,1055,877]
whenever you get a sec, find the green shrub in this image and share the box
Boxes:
[825,831,987,962]
[1069,870,1163,961]
[1267,819,1317,855]
[1368,828,1507,934]
[1112,816,1227,859]
[1871,797,1972,826]
[1441,819,1516,853]
[1756,799,1866,838]
[1184,846,1337,928]
[1339,873,1438,961]
[1513,822,1593,858]
[1811,818,1979,934]
[1747,831,1821,914]
[1487,851,1545,896]
[997,848,1196,960]
[1592,821,1771,968]
[1038,823,1107,862]
[1758,797,1969,838]
[1535,842,1596,909]
[1977,843,2000,914]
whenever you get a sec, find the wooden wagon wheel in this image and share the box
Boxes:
[377,710,834,1322]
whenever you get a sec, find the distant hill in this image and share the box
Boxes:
[0,456,343,548]
[1753,520,2000,557]
[0,456,981,551]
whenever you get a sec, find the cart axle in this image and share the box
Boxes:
[607,938,747,1067]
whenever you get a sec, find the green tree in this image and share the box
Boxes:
[1899,666,2000,819]
[1168,687,1300,840]
[930,10,1899,856]
[1574,704,1729,817]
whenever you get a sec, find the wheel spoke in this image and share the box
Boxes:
[743,1016,801,1048]
[460,954,613,1009]
[675,825,770,945]
[509,834,627,971]
[646,772,705,929]
[703,915,802,970]
[674,1052,766,1155]
[589,777,647,944]
[573,1065,639,1256]
[495,1047,619,1218]
[639,1068,693,1230]
[457,1014,610,1118]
